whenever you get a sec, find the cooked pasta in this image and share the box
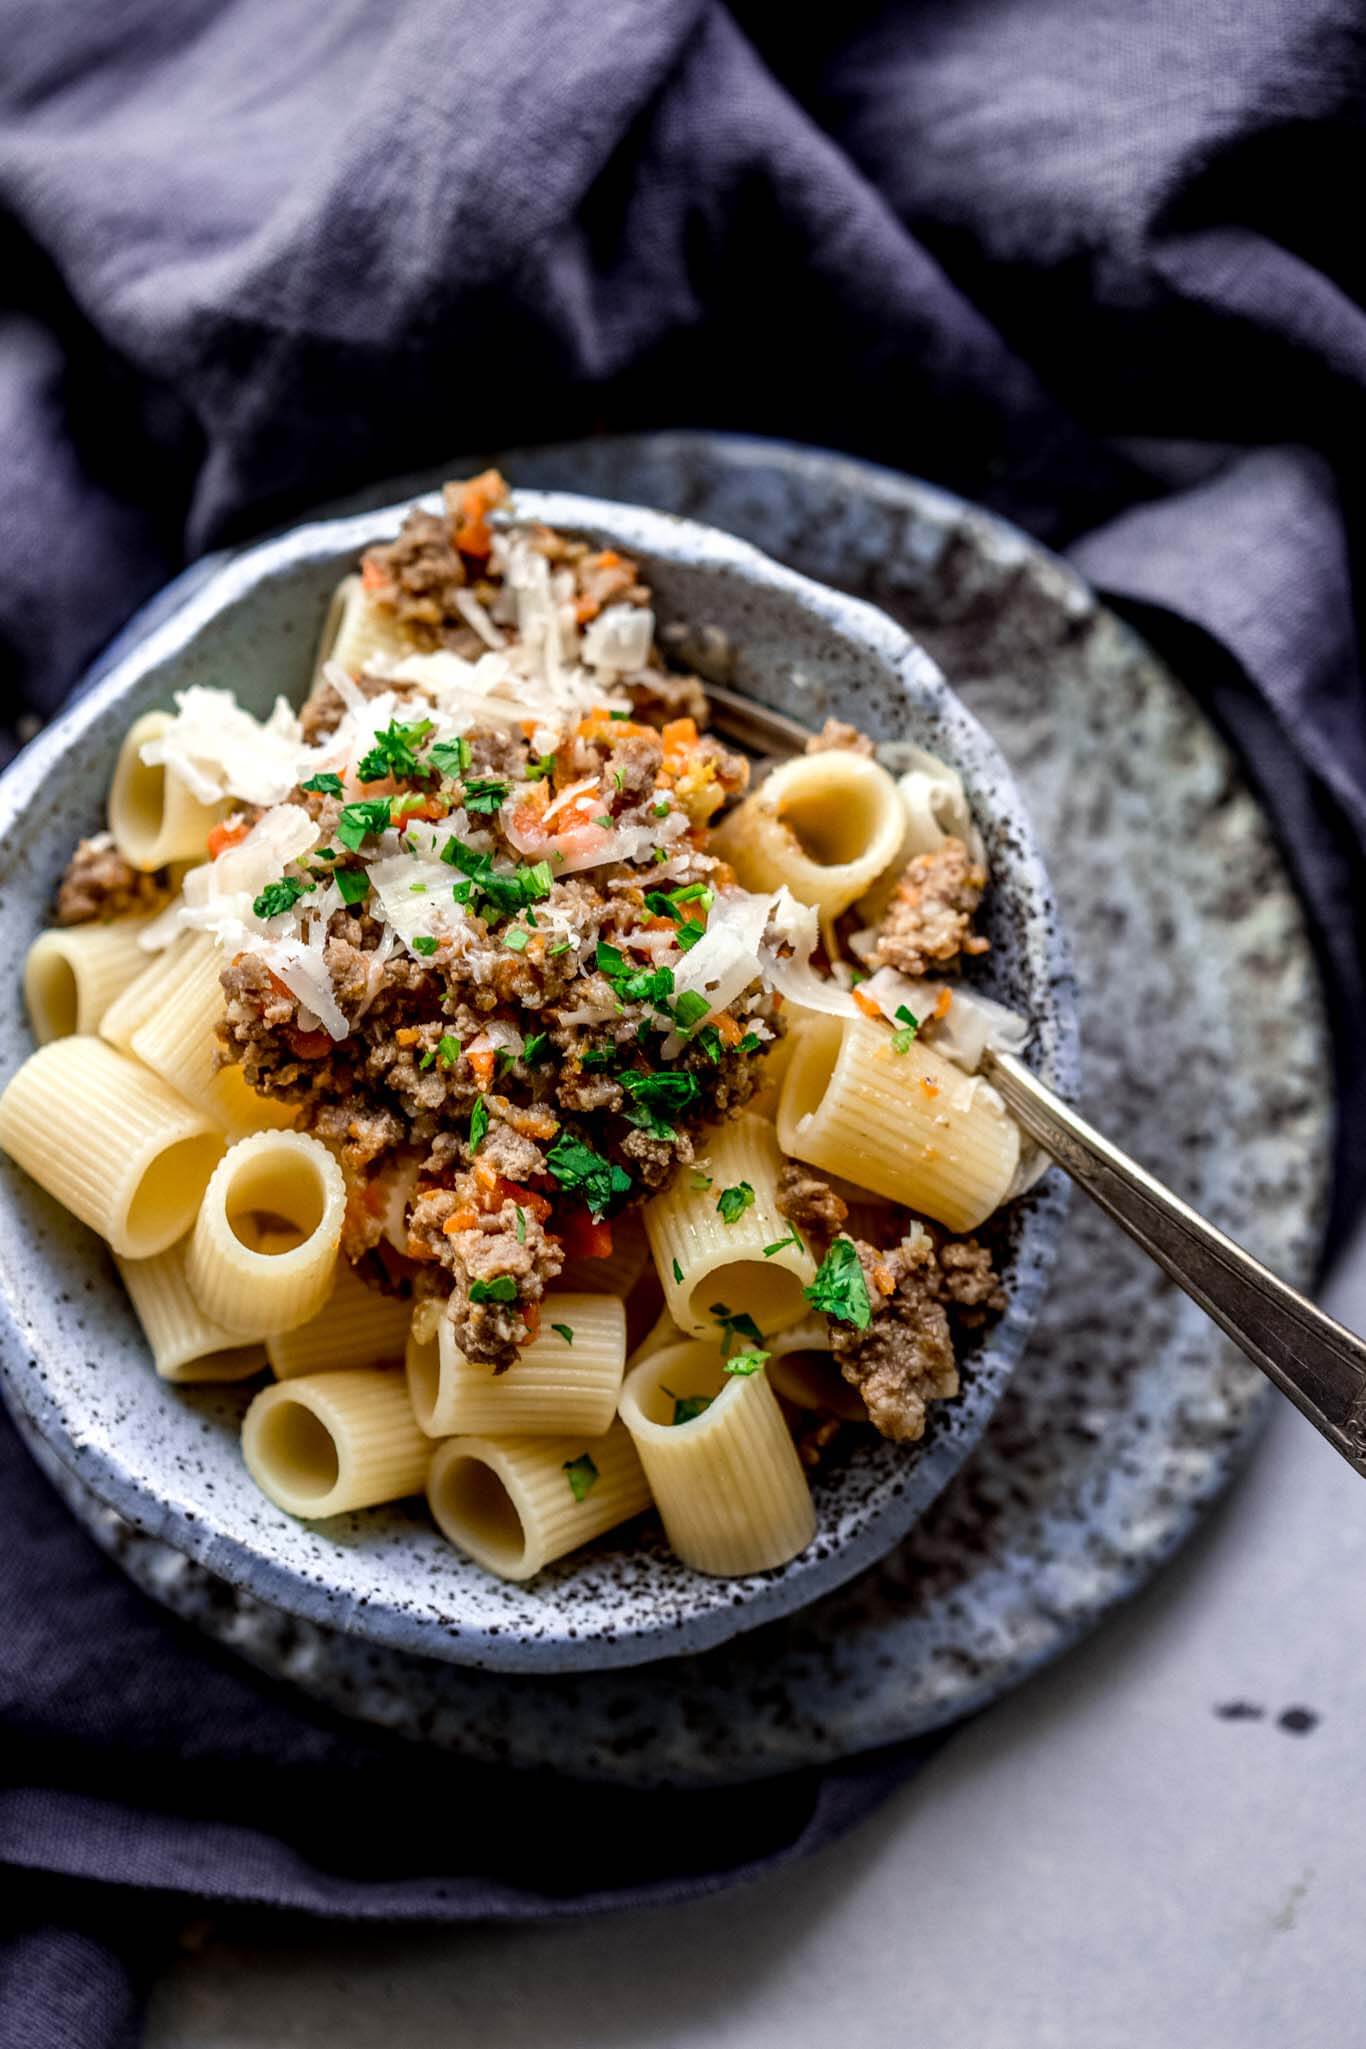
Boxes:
[405,1292,625,1439]
[117,1239,266,1383]
[243,1370,428,1517]
[129,931,295,1138]
[108,710,226,870]
[266,1258,412,1379]
[618,1339,815,1575]
[186,1130,345,1337]
[777,1014,1019,1232]
[644,1113,816,1339]
[10,467,1034,1585]
[712,750,906,918]
[24,917,156,1043]
[0,1037,223,1257]
[427,1423,650,1580]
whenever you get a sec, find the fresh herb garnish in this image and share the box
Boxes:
[595,942,675,1009]
[514,1206,527,1244]
[652,799,671,818]
[336,797,393,851]
[524,753,556,781]
[521,1032,550,1065]
[675,920,706,951]
[462,777,508,815]
[551,1323,575,1346]
[671,990,711,1034]
[335,866,371,906]
[644,884,713,918]
[689,1169,714,1191]
[468,1094,489,1154]
[545,1134,632,1218]
[736,1032,762,1055]
[716,1182,755,1226]
[300,771,344,798]
[252,876,311,918]
[419,1047,436,1070]
[469,1275,518,1304]
[547,938,573,957]
[358,718,434,783]
[804,1237,873,1330]
[437,1033,462,1067]
[594,814,614,829]
[429,736,472,778]
[891,1003,920,1054]
[763,1226,806,1259]
[411,934,438,956]
[711,1303,765,1354]
[621,1070,699,1123]
[723,1348,769,1377]
[694,1024,723,1062]
[672,1257,684,1284]
[563,1452,599,1501]
[503,928,529,952]
[442,839,552,918]
[662,1386,712,1426]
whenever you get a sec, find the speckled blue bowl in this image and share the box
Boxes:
[0,488,1076,1672]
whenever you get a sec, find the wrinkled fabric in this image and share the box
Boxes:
[2,2,1365,2042]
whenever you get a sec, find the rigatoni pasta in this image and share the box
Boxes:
[108,710,226,870]
[618,1340,816,1575]
[129,931,295,1139]
[266,1258,412,1379]
[117,1238,266,1384]
[427,1424,651,1580]
[186,1130,345,1337]
[24,917,157,1043]
[243,1370,429,1517]
[713,749,906,918]
[406,1292,625,1439]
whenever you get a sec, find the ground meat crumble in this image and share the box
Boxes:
[871,836,989,979]
[55,835,171,925]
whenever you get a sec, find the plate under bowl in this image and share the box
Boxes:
[0,487,1076,1671]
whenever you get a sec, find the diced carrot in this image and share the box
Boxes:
[934,988,953,1021]
[468,1048,496,1087]
[396,797,448,824]
[521,719,538,739]
[442,1208,480,1236]
[594,550,622,570]
[920,1078,941,1099]
[661,718,698,760]
[872,1264,896,1297]
[454,469,504,560]
[574,597,600,626]
[853,988,883,1022]
[395,1027,423,1048]
[207,819,251,858]
[557,1209,614,1261]
[360,554,391,594]
[521,1302,541,1342]
[713,1012,743,1048]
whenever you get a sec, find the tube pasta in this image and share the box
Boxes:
[764,1317,868,1422]
[117,1238,266,1384]
[266,1259,412,1379]
[712,750,905,918]
[405,1293,625,1439]
[619,1340,815,1575]
[24,917,157,1043]
[186,1130,345,1337]
[644,1113,815,1340]
[99,931,196,1053]
[776,1015,1019,1232]
[427,1424,650,1581]
[243,1370,428,1517]
[318,574,414,678]
[128,932,295,1138]
[856,749,986,927]
[108,710,226,871]
[0,1037,223,1258]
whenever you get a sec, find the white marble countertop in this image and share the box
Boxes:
[147,1221,1366,2049]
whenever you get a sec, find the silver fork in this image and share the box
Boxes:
[704,681,1366,1478]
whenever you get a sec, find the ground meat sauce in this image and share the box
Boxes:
[871,836,989,979]
[55,834,171,925]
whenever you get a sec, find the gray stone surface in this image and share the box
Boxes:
[146,1220,1366,2048]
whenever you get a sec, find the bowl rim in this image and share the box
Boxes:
[0,481,1079,1670]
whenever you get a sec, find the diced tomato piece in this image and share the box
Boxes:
[497,1178,552,1223]
[557,1209,614,1261]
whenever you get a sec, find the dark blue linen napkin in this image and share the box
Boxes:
[2,3,1366,2043]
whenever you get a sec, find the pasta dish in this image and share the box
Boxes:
[0,472,1032,1583]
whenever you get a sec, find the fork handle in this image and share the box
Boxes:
[982,1047,1366,1475]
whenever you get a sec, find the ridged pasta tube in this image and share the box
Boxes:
[777,1014,1019,1232]
[129,931,294,1138]
[712,750,905,918]
[857,748,986,926]
[618,1339,815,1576]
[644,1113,815,1340]
[266,1259,412,1379]
[427,1424,650,1581]
[99,931,197,1053]
[764,1317,867,1421]
[243,1370,428,1517]
[0,1037,223,1257]
[405,1293,626,1439]
[24,917,157,1043]
[319,574,414,678]
[186,1130,345,1337]
[108,710,226,870]
[117,1238,266,1383]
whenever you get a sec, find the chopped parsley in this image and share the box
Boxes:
[671,990,711,1034]
[890,1004,921,1053]
[711,1303,765,1355]
[462,777,508,815]
[652,799,671,818]
[736,1032,762,1055]
[551,1323,575,1346]
[437,1033,462,1067]
[496,1046,518,1076]
[335,866,371,906]
[563,1452,599,1502]
[503,927,529,952]
[693,1024,723,1063]
[514,1206,527,1244]
[580,1044,618,1071]
[716,1181,755,1226]
[428,736,472,778]
[644,884,713,918]
[411,934,438,957]
[442,839,552,918]
[545,1134,632,1218]
[675,919,706,951]
[763,1226,805,1259]
[547,938,573,957]
[469,1275,518,1304]
[613,769,625,792]
[336,797,393,851]
[468,1094,489,1154]
[594,814,614,829]
[595,942,675,1009]
[300,771,344,798]
[419,1047,436,1070]
[689,1169,714,1191]
[252,876,311,919]
[662,1387,712,1425]
[671,1257,684,1285]
[804,1237,873,1330]
[521,1032,550,1064]
[524,753,557,781]
[620,1070,700,1136]
[723,1348,769,1378]
[357,718,434,783]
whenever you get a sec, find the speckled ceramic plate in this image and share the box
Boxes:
[0,473,1074,1672]
[4,436,1332,1783]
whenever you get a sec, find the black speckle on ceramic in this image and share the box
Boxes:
[0,459,1074,1675]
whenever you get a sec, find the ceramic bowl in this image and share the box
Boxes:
[0,487,1077,1671]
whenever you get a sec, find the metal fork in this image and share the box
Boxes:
[704,680,1366,1478]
